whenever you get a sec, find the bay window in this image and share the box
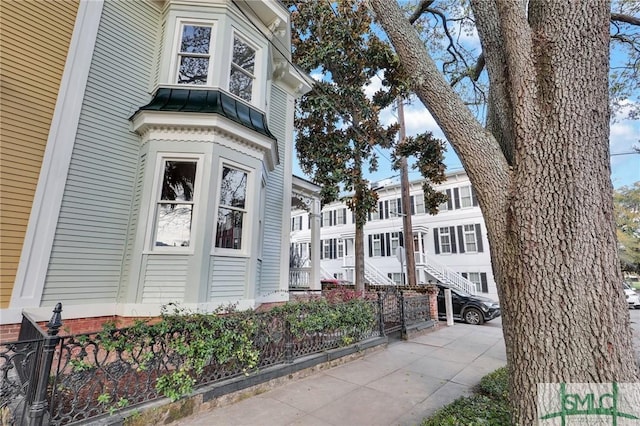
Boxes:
[229,35,256,102]
[153,158,199,249]
[215,165,249,250]
[175,22,215,85]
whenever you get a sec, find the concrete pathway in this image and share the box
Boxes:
[171,319,506,426]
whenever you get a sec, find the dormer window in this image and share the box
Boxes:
[229,35,256,102]
[176,22,215,85]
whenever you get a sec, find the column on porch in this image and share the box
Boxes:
[291,176,322,291]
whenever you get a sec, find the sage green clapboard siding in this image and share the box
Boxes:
[258,86,288,294]
[141,256,188,303]
[119,152,147,302]
[42,1,160,305]
[209,257,247,300]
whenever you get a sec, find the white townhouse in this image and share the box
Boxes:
[1,0,312,335]
[290,170,499,300]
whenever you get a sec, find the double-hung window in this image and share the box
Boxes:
[438,227,452,254]
[372,234,382,257]
[390,232,401,255]
[215,165,248,250]
[460,185,473,208]
[153,158,199,249]
[176,23,215,85]
[463,224,478,252]
[438,191,448,211]
[414,194,425,214]
[229,35,256,102]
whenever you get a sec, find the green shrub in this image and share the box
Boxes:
[422,367,512,426]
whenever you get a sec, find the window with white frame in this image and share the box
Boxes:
[387,272,405,285]
[467,272,482,292]
[153,158,198,249]
[463,224,478,252]
[322,240,332,259]
[414,194,425,214]
[337,239,345,258]
[322,212,331,227]
[390,232,401,254]
[336,209,346,225]
[438,227,452,254]
[460,185,473,208]
[372,234,382,257]
[175,22,215,85]
[389,199,400,218]
[215,165,249,250]
[229,35,256,102]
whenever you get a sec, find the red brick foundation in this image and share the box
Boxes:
[0,315,159,343]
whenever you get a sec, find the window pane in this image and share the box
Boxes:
[161,161,196,201]
[178,57,209,85]
[233,37,255,73]
[180,25,211,54]
[229,68,253,101]
[215,207,244,249]
[155,203,192,247]
[219,167,247,208]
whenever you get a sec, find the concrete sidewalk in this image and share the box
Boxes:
[171,320,506,426]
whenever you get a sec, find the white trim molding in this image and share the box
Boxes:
[10,0,105,309]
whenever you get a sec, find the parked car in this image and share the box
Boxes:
[623,282,640,309]
[436,284,501,325]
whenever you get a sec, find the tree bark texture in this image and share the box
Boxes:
[369,0,640,423]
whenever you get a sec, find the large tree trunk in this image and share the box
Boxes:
[369,0,640,423]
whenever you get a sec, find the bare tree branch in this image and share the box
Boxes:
[611,12,640,26]
[409,0,435,24]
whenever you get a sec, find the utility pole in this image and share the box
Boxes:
[397,97,417,287]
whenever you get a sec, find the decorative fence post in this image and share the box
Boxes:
[28,303,62,426]
[284,319,293,364]
[377,291,385,337]
[399,291,406,335]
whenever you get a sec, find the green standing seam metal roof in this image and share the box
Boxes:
[131,88,276,140]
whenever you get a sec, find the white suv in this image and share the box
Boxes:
[623,282,640,309]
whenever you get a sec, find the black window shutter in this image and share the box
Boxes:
[450,226,457,253]
[291,218,294,231]
[320,239,324,260]
[475,224,484,252]
[379,201,384,219]
[481,273,488,293]
[384,200,389,219]
[368,211,372,221]
[308,215,311,229]
[461,272,468,279]
[368,234,373,257]
[433,229,440,254]
[332,210,336,226]
[472,187,479,206]
[385,233,391,256]
[379,233,385,256]
[352,210,355,224]
[453,188,460,209]
[457,225,465,253]
[332,239,337,259]
[320,213,324,227]
[399,231,404,248]
[342,208,346,224]
[446,189,453,210]
[345,240,348,256]
[410,196,415,215]
[397,198,402,214]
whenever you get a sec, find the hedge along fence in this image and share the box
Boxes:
[44,297,380,425]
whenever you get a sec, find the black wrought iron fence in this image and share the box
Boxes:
[1,292,434,426]
[1,303,63,426]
